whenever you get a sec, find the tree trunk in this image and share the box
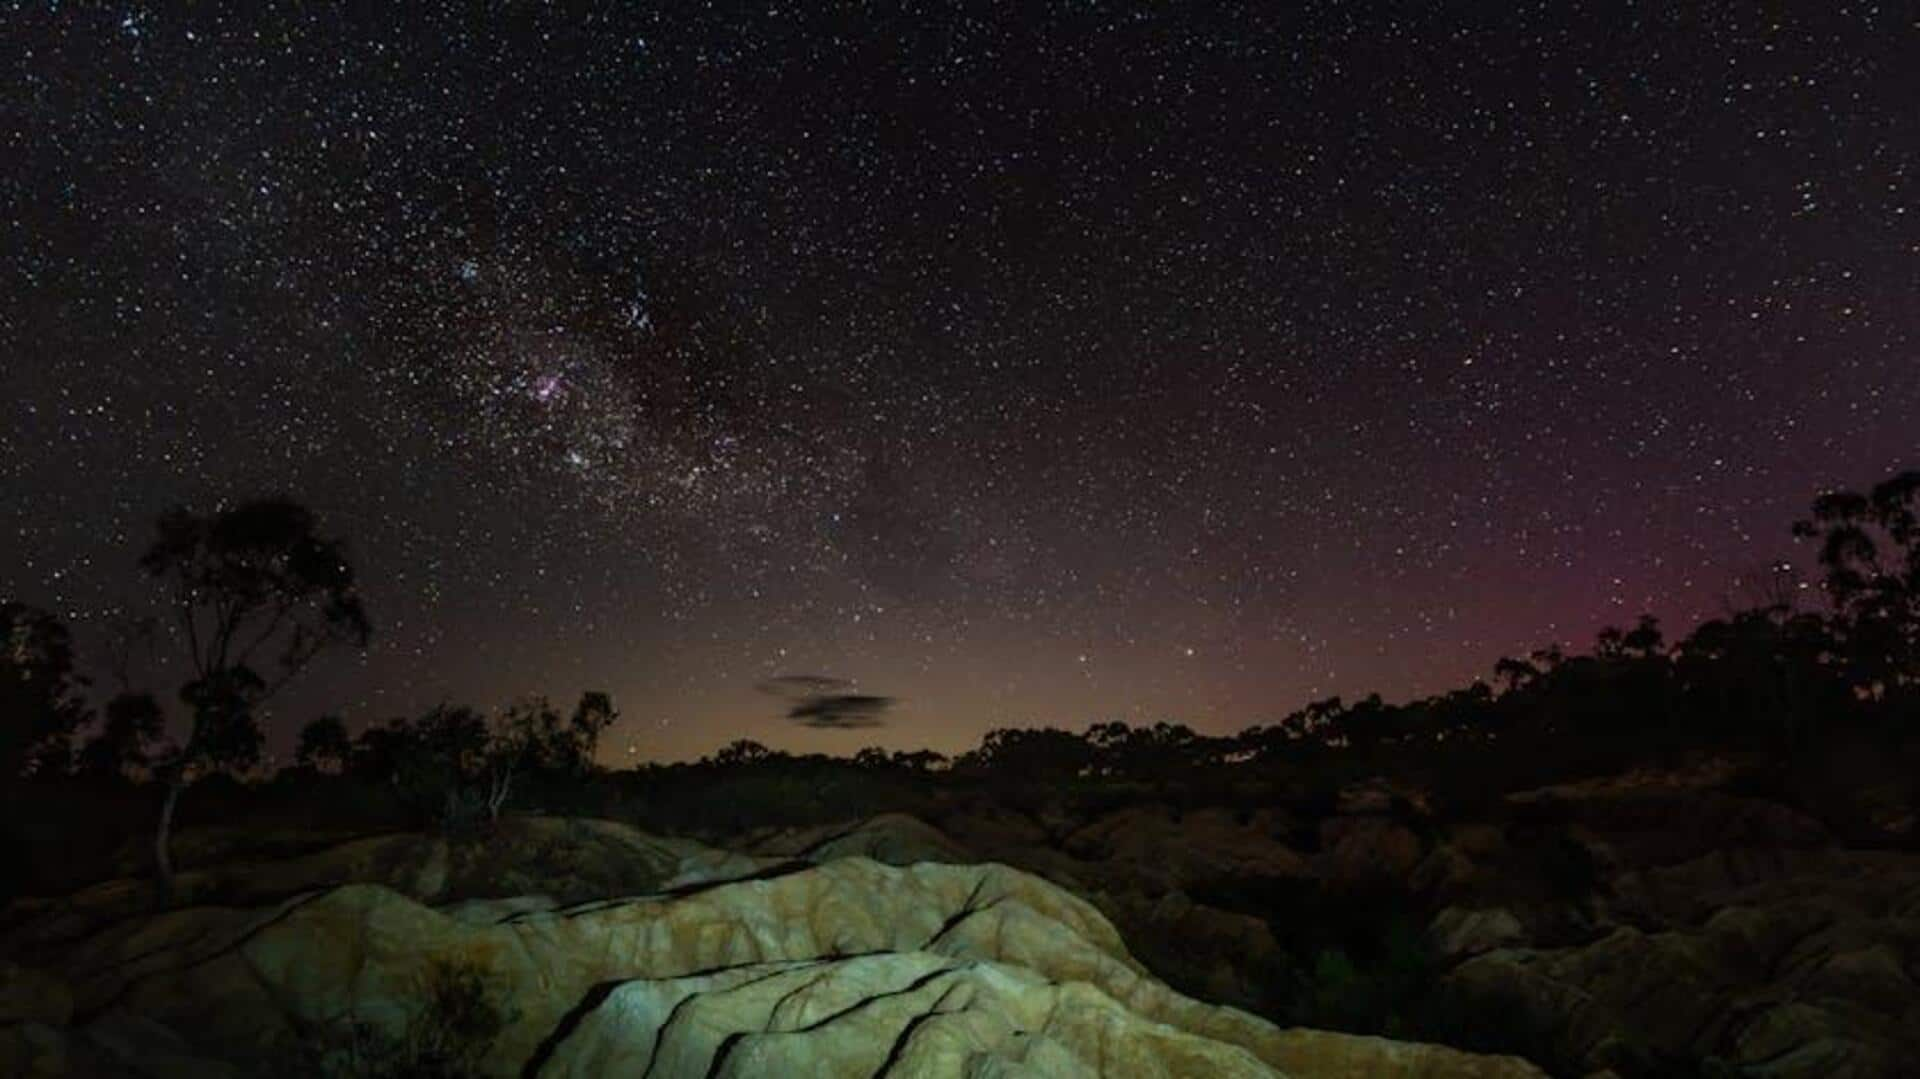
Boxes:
[154,777,183,909]
[487,766,512,822]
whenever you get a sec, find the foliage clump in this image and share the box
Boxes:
[297,957,513,1079]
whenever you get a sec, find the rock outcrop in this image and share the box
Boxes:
[1427,908,1526,962]
[741,811,974,867]
[0,816,755,966]
[718,776,1918,1078]
[1440,849,1920,1076]
[1063,806,1311,891]
[18,747,1901,1079]
[2,844,1540,1077]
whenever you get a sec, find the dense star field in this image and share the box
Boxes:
[3,6,1917,761]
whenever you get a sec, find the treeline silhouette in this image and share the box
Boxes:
[3,470,1918,888]
[680,469,1920,781]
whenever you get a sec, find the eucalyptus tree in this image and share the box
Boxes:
[137,497,370,905]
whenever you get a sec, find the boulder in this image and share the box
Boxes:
[0,963,71,1028]
[1084,890,1294,1013]
[939,804,1049,850]
[1063,806,1310,891]
[1317,817,1425,887]
[1,817,747,967]
[1503,758,1748,804]
[1428,907,1527,961]
[1337,777,1431,817]
[0,1012,242,1079]
[22,853,1539,1077]
[542,953,1278,1078]
[1412,844,1479,897]
[1506,785,1831,874]
[1441,849,1920,1077]
[745,812,974,866]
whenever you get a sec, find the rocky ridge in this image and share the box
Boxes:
[0,820,1538,1078]
[739,771,1920,1079]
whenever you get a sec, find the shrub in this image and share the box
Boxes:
[298,957,512,1078]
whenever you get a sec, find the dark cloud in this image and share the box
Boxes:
[757,674,896,729]
[784,693,894,730]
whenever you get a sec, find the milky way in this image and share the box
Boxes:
[4,6,1917,760]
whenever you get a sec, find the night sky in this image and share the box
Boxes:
[3,6,1916,763]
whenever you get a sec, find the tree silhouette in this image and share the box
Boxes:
[137,497,370,905]
[962,726,1094,779]
[1591,617,1663,662]
[340,708,467,825]
[566,691,619,771]
[1492,656,1540,694]
[404,704,489,826]
[1676,606,1838,742]
[295,714,352,774]
[1083,720,1206,780]
[472,693,619,822]
[854,746,946,771]
[1794,469,1920,696]
[1,602,90,779]
[76,692,164,782]
[1621,615,1665,659]
[891,748,947,772]
[711,738,773,767]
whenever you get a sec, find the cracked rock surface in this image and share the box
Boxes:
[1,827,1538,1077]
